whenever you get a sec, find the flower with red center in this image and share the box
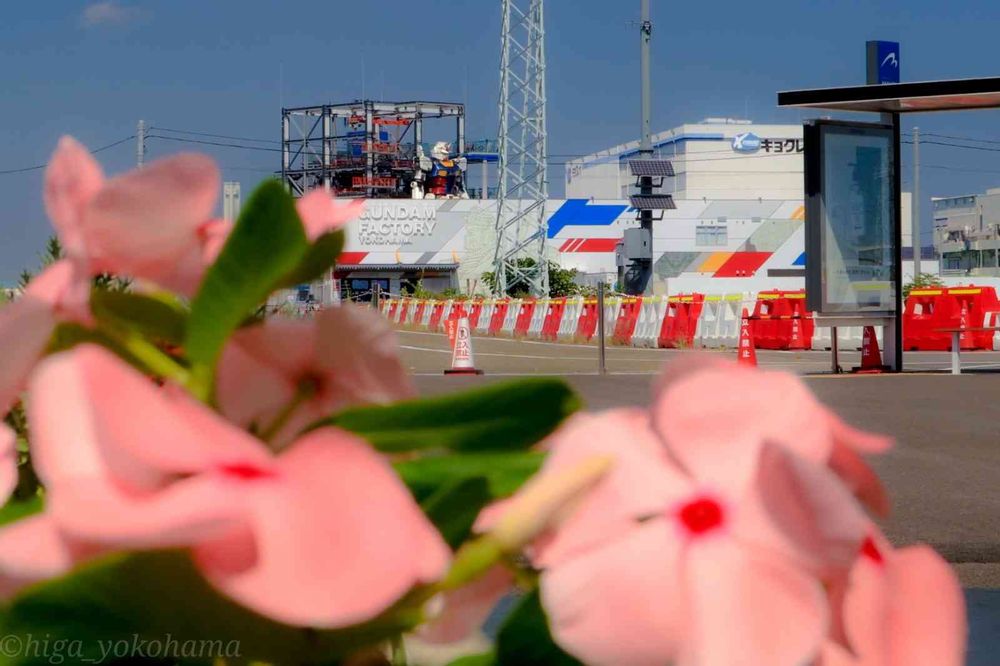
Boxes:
[0,345,449,627]
[484,397,871,666]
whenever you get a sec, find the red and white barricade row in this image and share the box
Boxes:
[379,291,857,350]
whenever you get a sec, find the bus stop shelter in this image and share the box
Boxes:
[777,76,1000,371]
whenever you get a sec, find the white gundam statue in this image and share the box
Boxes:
[411,141,469,200]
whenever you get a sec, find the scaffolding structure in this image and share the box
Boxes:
[492,0,549,296]
[281,101,465,198]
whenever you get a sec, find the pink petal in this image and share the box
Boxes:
[684,537,827,666]
[540,519,685,666]
[0,515,81,599]
[830,415,893,455]
[43,136,105,259]
[0,261,80,414]
[28,345,270,493]
[828,441,890,517]
[296,189,364,242]
[527,409,688,568]
[884,546,966,666]
[418,565,514,643]
[81,154,219,285]
[215,320,312,434]
[739,442,867,577]
[314,305,416,404]
[199,218,232,265]
[654,364,835,482]
[842,543,966,666]
[194,427,451,628]
[0,424,16,505]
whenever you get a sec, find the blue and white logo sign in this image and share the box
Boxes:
[732,132,762,153]
[876,41,900,84]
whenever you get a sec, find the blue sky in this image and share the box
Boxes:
[2,0,1000,282]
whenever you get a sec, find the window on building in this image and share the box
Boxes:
[696,225,728,247]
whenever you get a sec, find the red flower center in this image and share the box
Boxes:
[679,497,725,535]
[860,536,883,564]
[219,463,275,481]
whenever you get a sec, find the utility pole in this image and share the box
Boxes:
[913,126,921,277]
[624,0,654,294]
[136,120,146,168]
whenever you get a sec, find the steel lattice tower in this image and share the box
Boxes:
[493,0,548,296]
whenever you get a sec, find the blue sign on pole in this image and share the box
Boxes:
[866,40,900,84]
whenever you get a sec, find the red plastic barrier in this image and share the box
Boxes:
[396,298,412,325]
[751,290,812,350]
[387,300,399,321]
[541,298,566,341]
[488,299,511,336]
[428,302,446,332]
[467,300,485,329]
[612,297,642,345]
[514,300,537,337]
[575,299,599,341]
[412,301,427,328]
[903,286,1000,351]
[658,294,705,348]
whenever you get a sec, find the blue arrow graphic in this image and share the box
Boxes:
[547,199,629,238]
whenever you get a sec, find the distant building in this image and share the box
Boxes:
[933,188,1000,276]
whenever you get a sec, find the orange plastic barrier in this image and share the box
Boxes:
[467,300,485,329]
[411,301,427,327]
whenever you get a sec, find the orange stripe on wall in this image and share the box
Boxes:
[698,252,733,273]
[791,205,805,221]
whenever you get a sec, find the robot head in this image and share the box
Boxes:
[431,141,451,161]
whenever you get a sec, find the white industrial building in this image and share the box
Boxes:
[565,118,805,201]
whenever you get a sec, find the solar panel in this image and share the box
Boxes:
[628,160,675,177]
[630,194,677,210]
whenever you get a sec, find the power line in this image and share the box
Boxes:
[151,126,279,146]
[146,134,283,153]
[0,135,135,176]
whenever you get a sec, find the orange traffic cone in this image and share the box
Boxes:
[737,307,757,367]
[445,315,484,375]
[788,316,806,350]
[852,326,889,374]
[959,302,975,350]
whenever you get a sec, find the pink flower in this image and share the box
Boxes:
[821,531,966,666]
[217,304,414,446]
[46,136,222,296]
[654,357,893,515]
[295,189,364,241]
[499,405,868,666]
[1,345,449,627]
[0,259,89,415]
[0,423,17,504]
[418,565,514,644]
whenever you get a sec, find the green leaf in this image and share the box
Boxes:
[397,452,544,503]
[186,180,309,366]
[0,496,43,528]
[446,654,496,666]
[280,230,345,287]
[46,323,147,371]
[323,379,580,453]
[495,590,580,666]
[90,288,188,345]
[0,550,419,665]
[421,477,492,550]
